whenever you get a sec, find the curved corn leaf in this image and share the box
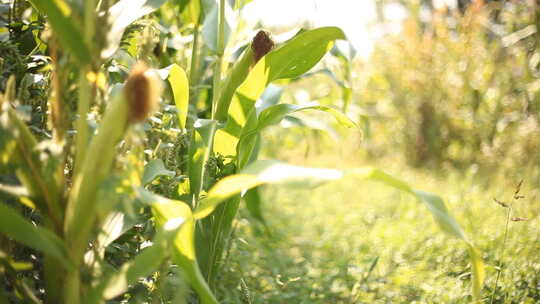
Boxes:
[214,44,255,122]
[143,159,175,185]
[28,0,90,64]
[214,27,346,122]
[102,0,167,58]
[214,27,346,157]
[102,223,179,299]
[265,27,346,81]
[237,103,356,168]
[193,160,485,300]
[255,84,284,114]
[86,211,183,303]
[167,64,190,130]
[139,190,218,304]
[83,212,138,267]
[194,160,342,218]
[257,103,356,130]
[0,202,72,268]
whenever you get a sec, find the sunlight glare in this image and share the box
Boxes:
[242,0,378,58]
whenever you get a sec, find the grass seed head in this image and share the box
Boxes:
[252,30,274,63]
[511,217,528,222]
[124,62,161,123]
[493,198,509,208]
[513,179,524,200]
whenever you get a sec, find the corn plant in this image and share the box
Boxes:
[0,0,485,303]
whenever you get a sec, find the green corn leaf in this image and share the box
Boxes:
[0,184,29,198]
[265,27,346,81]
[64,89,129,262]
[346,168,485,301]
[256,104,356,130]
[139,189,218,304]
[214,44,255,122]
[86,211,179,302]
[143,159,175,185]
[102,226,175,299]
[213,27,346,158]
[102,0,167,58]
[244,187,266,225]
[194,160,342,218]
[237,103,356,167]
[214,27,345,122]
[167,64,190,130]
[0,85,63,228]
[179,0,202,25]
[255,84,284,114]
[84,212,138,267]
[193,160,485,300]
[102,240,168,299]
[0,202,72,268]
[188,119,217,203]
[201,2,231,52]
[233,0,253,9]
[28,0,90,64]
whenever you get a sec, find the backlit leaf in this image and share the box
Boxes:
[188,119,217,202]
[167,64,190,130]
[139,190,218,304]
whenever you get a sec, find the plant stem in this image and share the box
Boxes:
[490,207,511,304]
[211,0,226,120]
[68,2,96,302]
[74,70,90,175]
[74,0,96,176]
[189,22,201,104]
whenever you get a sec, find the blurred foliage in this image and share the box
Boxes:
[220,157,540,303]
[360,1,540,171]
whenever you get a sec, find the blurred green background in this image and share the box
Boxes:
[1,0,539,302]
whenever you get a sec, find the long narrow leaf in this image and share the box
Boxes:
[188,119,217,203]
[237,103,356,167]
[167,64,190,130]
[194,160,342,218]
[0,202,71,267]
[143,159,175,185]
[193,160,485,300]
[0,88,63,228]
[138,190,218,304]
[102,225,179,299]
[64,90,129,261]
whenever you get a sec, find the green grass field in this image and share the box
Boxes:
[219,139,540,303]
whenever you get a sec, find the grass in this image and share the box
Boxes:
[217,132,540,303]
